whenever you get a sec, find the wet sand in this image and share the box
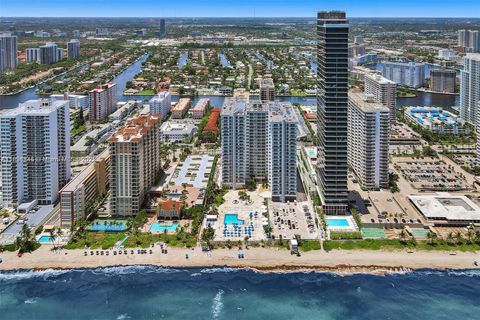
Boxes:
[1,246,479,274]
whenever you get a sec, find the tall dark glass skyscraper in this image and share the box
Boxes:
[159,19,166,38]
[316,11,349,215]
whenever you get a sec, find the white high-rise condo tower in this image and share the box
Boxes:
[0,99,70,208]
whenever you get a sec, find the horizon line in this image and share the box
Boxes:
[2,16,480,19]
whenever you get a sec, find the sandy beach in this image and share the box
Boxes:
[1,246,479,274]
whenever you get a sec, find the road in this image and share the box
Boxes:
[247,63,253,89]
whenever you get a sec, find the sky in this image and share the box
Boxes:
[0,0,479,18]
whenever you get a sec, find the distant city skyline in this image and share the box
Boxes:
[1,0,479,18]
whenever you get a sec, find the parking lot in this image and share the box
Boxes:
[268,201,319,241]
[395,158,469,191]
[448,153,476,171]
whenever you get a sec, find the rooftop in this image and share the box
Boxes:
[465,53,480,61]
[172,98,191,112]
[160,121,196,135]
[259,77,274,88]
[90,83,116,93]
[191,98,210,112]
[149,91,170,102]
[365,73,395,85]
[318,11,346,20]
[108,114,159,143]
[1,99,68,117]
[348,91,389,113]
[222,101,297,123]
[405,107,464,127]
[409,193,480,222]
[60,149,109,193]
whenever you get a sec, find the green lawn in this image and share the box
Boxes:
[323,239,480,252]
[136,89,156,95]
[298,240,321,252]
[65,231,198,250]
[290,89,307,97]
[124,233,197,248]
[64,232,126,250]
[71,125,86,137]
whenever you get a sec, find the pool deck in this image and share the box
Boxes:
[326,216,359,232]
[213,189,268,242]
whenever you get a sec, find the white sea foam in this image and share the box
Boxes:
[91,265,183,276]
[200,267,238,274]
[211,289,224,319]
[0,265,186,282]
[116,313,131,320]
[24,298,38,304]
[0,269,69,282]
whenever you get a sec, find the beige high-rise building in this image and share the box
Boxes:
[59,149,110,227]
[364,74,397,124]
[259,78,275,102]
[108,114,161,216]
[348,91,390,190]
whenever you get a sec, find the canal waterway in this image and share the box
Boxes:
[0,53,459,110]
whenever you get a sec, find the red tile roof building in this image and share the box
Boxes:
[154,200,183,219]
[203,108,221,135]
[171,98,191,119]
[108,114,161,216]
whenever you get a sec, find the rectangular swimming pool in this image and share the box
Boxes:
[224,213,244,225]
[88,220,127,232]
[150,223,179,232]
[38,235,52,243]
[326,218,350,227]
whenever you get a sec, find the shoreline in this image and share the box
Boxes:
[1,246,479,275]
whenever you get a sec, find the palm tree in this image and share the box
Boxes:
[466,229,475,243]
[49,227,57,250]
[455,231,463,245]
[447,231,454,245]
[15,224,36,254]
[131,226,141,245]
[171,143,178,161]
[244,235,249,248]
[399,229,407,243]
[426,231,437,245]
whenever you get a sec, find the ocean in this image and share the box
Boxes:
[0,266,479,320]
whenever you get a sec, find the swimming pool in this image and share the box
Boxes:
[38,235,53,243]
[224,213,244,225]
[88,220,127,232]
[150,223,179,232]
[326,218,350,227]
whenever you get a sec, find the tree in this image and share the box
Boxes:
[15,224,38,254]
[244,235,250,247]
[399,229,407,244]
[238,190,250,202]
[426,231,437,245]
[201,225,215,245]
[49,227,58,250]
[466,229,475,243]
[131,225,141,245]
[245,177,256,192]
[447,231,454,245]
[455,231,463,245]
